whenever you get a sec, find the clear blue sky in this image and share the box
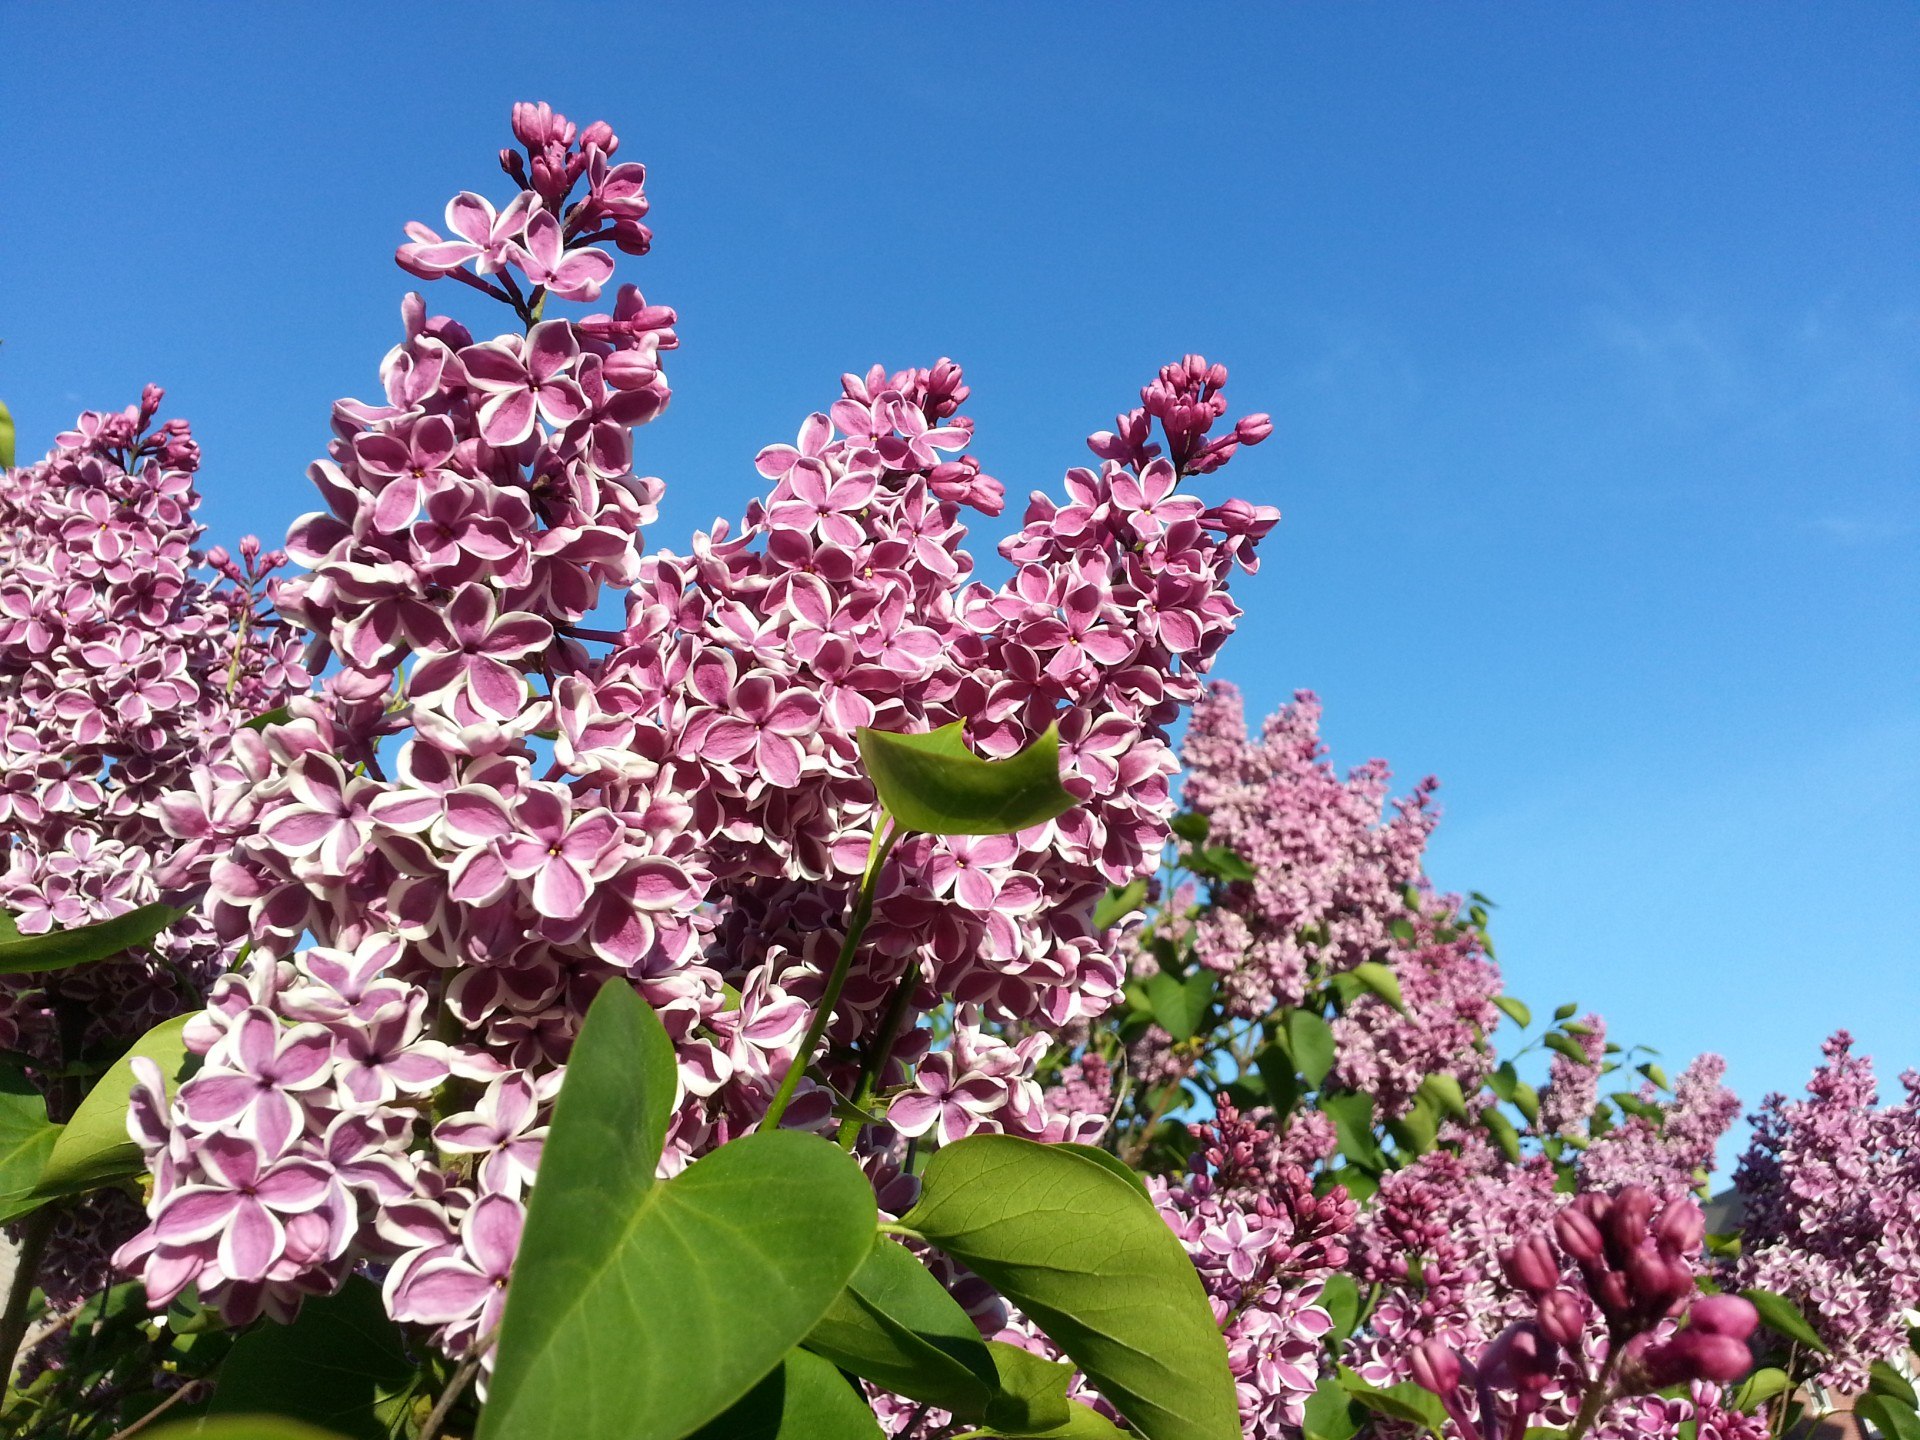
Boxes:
[4,6,1915,1157]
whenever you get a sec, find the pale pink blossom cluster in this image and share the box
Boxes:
[113,104,1278,1364]
[1579,1055,1739,1201]
[0,391,302,1302]
[1734,1032,1920,1393]
[1540,1014,1608,1138]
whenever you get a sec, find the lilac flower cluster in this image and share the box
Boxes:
[1540,1014,1608,1139]
[1735,1032,1920,1393]
[1152,1103,1358,1435]
[1176,686,1505,1118]
[1409,1186,1761,1440]
[113,104,1279,1366]
[0,391,302,1300]
[1579,1055,1739,1202]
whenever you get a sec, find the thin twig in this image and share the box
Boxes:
[0,1206,57,1383]
[418,1330,497,1440]
[103,1379,207,1440]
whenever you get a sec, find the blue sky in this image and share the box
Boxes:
[3,6,1914,1157]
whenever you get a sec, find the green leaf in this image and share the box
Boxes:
[959,1399,1130,1439]
[36,1014,193,1200]
[1302,1376,1360,1440]
[1284,1009,1337,1090]
[1387,1096,1439,1156]
[1388,917,1415,945]
[1348,961,1404,1011]
[0,1066,58,1224]
[244,705,294,732]
[1055,1143,1152,1200]
[1859,1395,1920,1440]
[1319,1272,1362,1343]
[0,400,13,471]
[1418,1074,1471,1124]
[1146,970,1217,1042]
[1740,1288,1829,1354]
[1483,1106,1523,1164]
[1321,1091,1384,1173]
[1169,813,1209,844]
[208,1278,417,1440]
[804,1235,999,1419]
[1553,1002,1578,1022]
[1728,1367,1790,1412]
[1198,847,1256,883]
[1335,1368,1448,1436]
[857,723,1076,836]
[1092,879,1148,932]
[686,1349,882,1440]
[901,1134,1238,1440]
[979,1340,1074,1434]
[1544,1033,1593,1066]
[1491,995,1531,1029]
[0,902,184,976]
[1638,1062,1672,1092]
[148,1421,349,1440]
[1613,1093,1664,1122]
[1872,1361,1919,1409]
[1511,1082,1541,1127]
[478,983,879,1440]
[1253,1041,1300,1121]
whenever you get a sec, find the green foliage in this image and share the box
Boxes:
[958,1400,1130,1438]
[1491,994,1531,1029]
[1348,962,1404,1011]
[1092,878,1148,931]
[150,1422,348,1440]
[478,984,878,1440]
[0,1066,58,1224]
[856,723,1077,835]
[1739,1287,1829,1354]
[686,1350,883,1440]
[1727,1367,1790,1413]
[901,1135,1239,1440]
[1859,1394,1920,1440]
[1146,969,1217,1041]
[1544,1033,1592,1065]
[0,903,184,976]
[1872,1361,1920,1409]
[35,1014,193,1201]
[1335,1367,1448,1436]
[1302,1376,1361,1440]
[208,1279,417,1440]
[804,1235,999,1419]
[1482,1105,1523,1164]
[0,400,13,470]
[1283,1009,1337,1090]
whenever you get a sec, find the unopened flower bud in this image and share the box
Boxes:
[1410,1339,1462,1396]
[1537,1289,1585,1347]
[1655,1199,1705,1256]
[1640,1331,1753,1388]
[1604,1186,1656,1262]
[1686,1295,1759,1340]
[1235,413,1274,445]
[1502,1235,1560,1297]
[1554,1207,1605,1267]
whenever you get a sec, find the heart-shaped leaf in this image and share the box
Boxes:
[687,1349,883,1439]
[804,1234,999,1418]
[901,1135,1237,1440]
[1145,970,1216,1042]
[0,1066,58,1224]
[0,903,184,976]
[857,723,1075,836]
[35,1014,193,1201]
[209,1277,418,1440]
[479,983,879,1440]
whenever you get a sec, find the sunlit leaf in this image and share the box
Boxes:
[857,723,1076,836]
[1740,1287,1829,1354]
[0,903,184,976]
[36,1014,192,1200]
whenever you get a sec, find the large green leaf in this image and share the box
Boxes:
[1335,1367,1447,1437]
[0,1066,58,1223]
[479,983,879,1440]
[1145,970,1217,1042]
[959,1398,1127,1439]
[1283,1009,1337,1090]
[686,1349,883,1440]
[149,1422,348,1440]
[1740,1287,1829,1354]
[1860,1395,1920,1440]
[900,1135,1238,1440]
[36,1014,193,1200]
[208,1277,418,1440]
[0,903,184,976]
[803,1234,999,1418]
[856,723,1076,836]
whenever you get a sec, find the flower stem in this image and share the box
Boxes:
[762,819,900,1130]
[835,960,923,1149]
[0,1206,56,1384]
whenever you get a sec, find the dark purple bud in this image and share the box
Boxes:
[1502,1235,1561,1297]
[1410,1339,1462,1396]
[1642,1332,1753,1387]
[1554,1207,1606,1267]
[1537,1289,1585,1347]
[1687,1295,1759,1340]
[1626,1247,1695,1319]
[1655,1199,1706,1256]
[1604,1186,1656,1262]
[1235,412,1274,445]
[1594,1268,1633,1321]
[1481,1322,1560,1394]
